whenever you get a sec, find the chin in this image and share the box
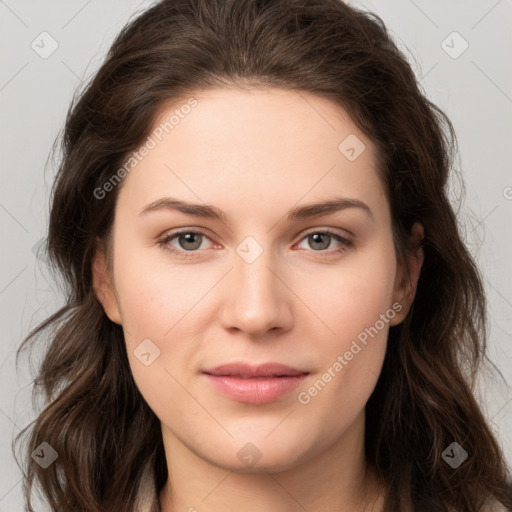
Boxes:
[197,429,316,474]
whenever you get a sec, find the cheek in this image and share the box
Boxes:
[114,263,192,417]
[293,240,396,407]
[111,246,215,400]
[112,244,203,339]
[297,240,397,348]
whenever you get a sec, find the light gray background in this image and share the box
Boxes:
[1,1,511,510]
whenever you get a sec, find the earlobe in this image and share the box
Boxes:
[389,222,424,326]
[92,248,122,325]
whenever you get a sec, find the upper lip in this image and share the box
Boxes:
[202,362,308,378]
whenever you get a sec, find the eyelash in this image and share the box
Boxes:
[157,228,354,260]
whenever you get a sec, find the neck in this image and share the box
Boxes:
[158,411,385,512]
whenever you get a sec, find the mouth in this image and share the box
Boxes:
[202,362,310,404]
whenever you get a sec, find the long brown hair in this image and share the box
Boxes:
[15,0,512,510]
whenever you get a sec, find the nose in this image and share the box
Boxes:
[219,248,293,338]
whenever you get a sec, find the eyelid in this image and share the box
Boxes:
[156,227,216,258]
[156,226,213,244]
[299,226,354,241]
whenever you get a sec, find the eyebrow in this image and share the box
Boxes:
[139,196,373,222]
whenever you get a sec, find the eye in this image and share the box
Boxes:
[295,229,354,257]
[157,230,215,259]
[157,228,354,259]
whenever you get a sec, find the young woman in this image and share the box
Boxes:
[15,0,512,511]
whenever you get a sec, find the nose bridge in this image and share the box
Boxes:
[220,236,291,335]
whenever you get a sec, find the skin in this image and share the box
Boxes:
[93,86,424,512]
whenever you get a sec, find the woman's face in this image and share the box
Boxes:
[94,87,420,472]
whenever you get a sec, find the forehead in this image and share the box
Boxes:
[116,87,388,222]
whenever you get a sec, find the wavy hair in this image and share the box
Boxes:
[15,0,512,510]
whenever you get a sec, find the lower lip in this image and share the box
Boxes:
[203,374,308,404]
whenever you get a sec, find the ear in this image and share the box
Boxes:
[389,222,424,326]
[92,247,122,325]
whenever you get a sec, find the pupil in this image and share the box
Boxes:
[310,233,329,250]
[181,233,201,250]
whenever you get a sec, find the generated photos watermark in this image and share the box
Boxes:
[297,302,402,405]
[93,97,198,200]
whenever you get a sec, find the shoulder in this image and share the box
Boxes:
[133,461,160,512]
[487,505,509,512]
[484,498,509,512]
[448,500,509,512]
[478,499,509,512]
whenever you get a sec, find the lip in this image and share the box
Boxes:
[202,362,309,404]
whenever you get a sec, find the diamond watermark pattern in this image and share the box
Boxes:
[31,442,58,469]
[134,338,161,366]
[237,442,263,468]
[31,31,59,59]
[338,134,366,161]
[236,236,263,264]
[441,441,468,468]
[31,237,46,260]
[441,31,469,59]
